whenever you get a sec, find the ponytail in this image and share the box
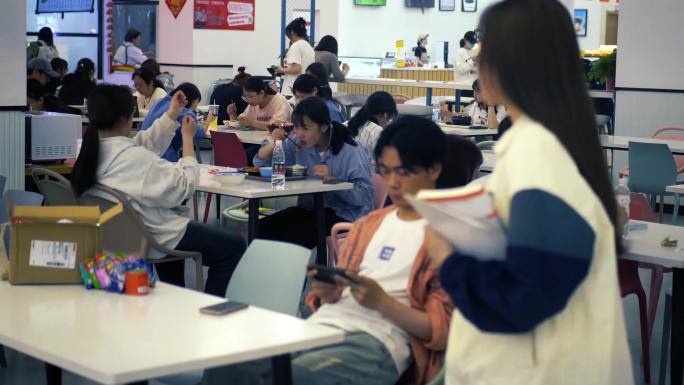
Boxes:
[347,91,397,137]
[285,17,308,40]
[72,85,134,196]
[72,126,100,196]
[329,120,356,155]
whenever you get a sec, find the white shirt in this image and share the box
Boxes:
[282,39,315,97]
[465,103,506,127]
[353,121,383,161]
[455,47,477,84]
[308,209,428,374]
[113,42,148,66]
[36,41,59,62]
[134,87,167,117]
[88,113,198,259]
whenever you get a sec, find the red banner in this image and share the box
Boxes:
[194,0,255,30]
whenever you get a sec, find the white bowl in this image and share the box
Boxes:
[213,172,247,186]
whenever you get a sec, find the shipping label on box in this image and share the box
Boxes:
[29,240,77,269]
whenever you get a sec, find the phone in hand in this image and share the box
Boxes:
[199,301,249,316]
[307,264,357,284]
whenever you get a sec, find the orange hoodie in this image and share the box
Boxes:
[306,206,453,384]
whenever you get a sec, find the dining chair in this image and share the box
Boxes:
[31,167,77,206]
[199,131,249,224]
[620,127,684,178]
[225,239,310,316]
[628,142,680,223]
[79,184,204,291]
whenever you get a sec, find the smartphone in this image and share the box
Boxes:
[307,264,356,284]
[199,301,249,316]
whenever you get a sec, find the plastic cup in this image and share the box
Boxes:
[208,104,219,129]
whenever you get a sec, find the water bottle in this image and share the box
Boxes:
[432,101,441,124]
[271,140,286,190]
[615,177,630,236]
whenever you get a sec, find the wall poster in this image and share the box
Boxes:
[194,0,255,30]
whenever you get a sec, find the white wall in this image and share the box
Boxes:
[337,1,495,60]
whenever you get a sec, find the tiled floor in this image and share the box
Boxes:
[1,184,680,385]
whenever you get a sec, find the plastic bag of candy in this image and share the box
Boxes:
[79,254,156,294]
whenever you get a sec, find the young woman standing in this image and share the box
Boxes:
[275,18,315,98]
[427,0,634,384]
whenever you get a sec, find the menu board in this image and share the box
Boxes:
[194,0,255,31]
[36,0,94,13]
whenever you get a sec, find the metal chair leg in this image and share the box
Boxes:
[659,291,673,385]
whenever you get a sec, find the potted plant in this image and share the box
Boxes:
[588,50,617,91]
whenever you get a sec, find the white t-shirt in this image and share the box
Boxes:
[353,121,383,162]
[308,209,428,375]
[134,87,167,117]
[282,39,315,97]
[465,103,506,127]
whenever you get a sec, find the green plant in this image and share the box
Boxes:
[587,50,617,84]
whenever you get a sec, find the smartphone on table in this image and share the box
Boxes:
[199,301,249,316]
[307,264,357,285]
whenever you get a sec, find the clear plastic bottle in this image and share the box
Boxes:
[271,140,286,190]
[616,177,631,237]
[432,101,441,124]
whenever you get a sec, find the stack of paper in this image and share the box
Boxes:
[406,184,507,261]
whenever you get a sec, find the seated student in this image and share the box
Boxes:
[203,116,472,385]
[59,58,97,106]
[305,62,334,99]
[346,91,397,161]
[142,82,211,162]
[293,74,346,123]
[27,79,76,114]
[441,79,506,129]
[140,59,175,93]
[436,134,484,188]
[71,86,245,296]
[47,58,68,95]
[253,74,347,167]
[258,97,374,249]
[211,66,251,124]
[132,67,167,117]
[27,57,60,87]
[227,77,292,130]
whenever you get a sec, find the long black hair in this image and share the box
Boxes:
[71,85,134,196]
[314,35,338,56]
[293,74,321,96]
[478,0,620,247]
[74,58,95,83]
[244,77,277,96]
[292,97,356,156]
[140,59,161,76]
[38,27,54,46]
[305,63,333,100]
[286,17,308,40]
[171,82,201,108]
[347,91,397,137]
[132,67,164,90]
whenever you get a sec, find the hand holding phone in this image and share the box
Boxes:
[307,264,357,285]
[199,301,249,316]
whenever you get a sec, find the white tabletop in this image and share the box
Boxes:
[439,124,498,137]
[0,282,344,385]
[206,126,269,145]
[622,220,684,268]
[343,77,473,91]
[667,185,684,194]
[82,116,145,124]
[599,135,684,155]
[197,173,353,199]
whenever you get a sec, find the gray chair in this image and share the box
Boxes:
[477,140,497,151]
[397,104,432,119]
[78,184,204,291]
[31,167,77,206]
[226,239,310,316]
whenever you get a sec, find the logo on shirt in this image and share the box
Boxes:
[379,246,395,261]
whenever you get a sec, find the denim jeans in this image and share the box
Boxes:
[202,330,399,385]
[155,221,246,297]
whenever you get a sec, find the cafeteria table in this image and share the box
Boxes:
[205,126,269,145]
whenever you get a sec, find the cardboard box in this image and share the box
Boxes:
[9,204,122,285]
